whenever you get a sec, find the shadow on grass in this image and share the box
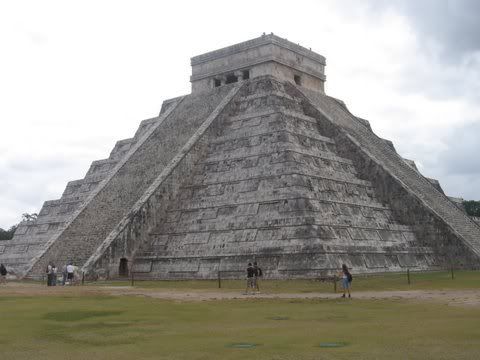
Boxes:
[44,310,124,322]
[41,317,145,346]
[46,330,143,346]
[318,341,349,348]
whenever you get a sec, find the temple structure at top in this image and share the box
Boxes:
[190,33,326,93]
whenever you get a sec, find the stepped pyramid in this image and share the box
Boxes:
[2,34,479,279]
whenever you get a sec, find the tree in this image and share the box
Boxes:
[463,200,480,217]
[21,213,38,222]
[0,225,17,240]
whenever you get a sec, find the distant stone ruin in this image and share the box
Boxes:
[2,34,480,279]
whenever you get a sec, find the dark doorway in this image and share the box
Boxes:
[225,74,238,84]
[119,258,129,277]
[294,75,302,85]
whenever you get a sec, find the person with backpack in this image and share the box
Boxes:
[0,263,7,284]
[339,264,352,298]
[253,262,263,293]
[245,263,255,294]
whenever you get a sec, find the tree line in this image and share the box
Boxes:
[0,213,37,241]
[0,226,17,240]
[463,200,480,217]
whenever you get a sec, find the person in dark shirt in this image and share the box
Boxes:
[339,264,352,298]
[0,263,7,284]
[245,263,255,294]
[253,262,262,293]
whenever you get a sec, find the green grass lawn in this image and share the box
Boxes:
[94,270,480,293]
[2,271,480,359]
[1,290,479,359]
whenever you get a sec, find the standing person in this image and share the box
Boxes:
[253,262,263,293]
[61,265,67,286]
[51,264,57,286]
[0,263,7,285]
[66,263,75,285]
[339,264,352,298]
[245,263,255,294]
[46,263,53,286]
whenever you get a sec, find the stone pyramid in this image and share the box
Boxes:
[2,34,479,279]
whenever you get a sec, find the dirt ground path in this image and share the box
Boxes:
[2,282,480,307]
[109,288,480,307]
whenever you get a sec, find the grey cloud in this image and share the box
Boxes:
[433,173,479,200]
[393,55,480,101]
[0,155,87,227]
[337,0,480,103]
[440,121,480,175]
[399,0,480,58]
[367,0,480,59]
[417,121,480,200]
[7,155,72,173]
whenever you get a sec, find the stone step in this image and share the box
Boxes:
[211,125,335,148]
[231,93,304,116]
[172,186,383,215]
[203,141,351,164]
[155,211,408,235]
[168,193,390,214]
[185,165,371,189]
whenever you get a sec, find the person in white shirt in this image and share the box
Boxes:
[66,263,75,285]
[52,265,58,286]
[46,263,53,286]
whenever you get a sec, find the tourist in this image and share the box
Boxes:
[0,263,7,284]
[66,263,75,285]
[245,262,255,294]
[46,263,53,286]
[51,264,57,286]
[253,262,263,293]
[339,264,352,298]
[61,265,67,286]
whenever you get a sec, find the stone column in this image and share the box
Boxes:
[234,71,244,81]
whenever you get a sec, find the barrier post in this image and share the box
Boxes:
[407,268,411,285]
[218,271,221,289]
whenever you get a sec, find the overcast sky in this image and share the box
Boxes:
[1,0,479,228]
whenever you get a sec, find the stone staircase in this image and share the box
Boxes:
[24,85,237,278]
[298,86,480,259]
[0,112,163,275]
